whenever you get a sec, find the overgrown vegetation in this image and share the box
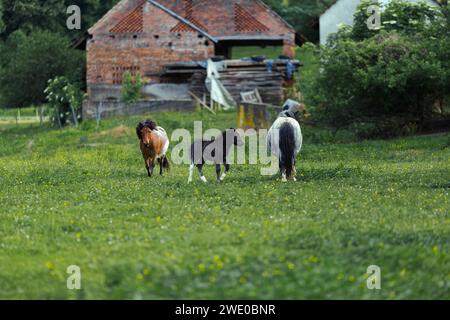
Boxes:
[121,72,144,106]
[0,30,84,109]
[45,77,85,128]
[304,0,449,139]
[265,0,336,42]
[0,0,116,109]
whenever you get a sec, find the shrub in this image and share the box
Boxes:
[352,0,441,40]
[121,72,143,106]
[45,77,85,128]
[310,1,448,133]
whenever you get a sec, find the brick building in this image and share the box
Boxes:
[84,0,299,117]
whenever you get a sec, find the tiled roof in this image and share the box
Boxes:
[89,0,295,37]
[110,1,144,33]
[234,3,269,32]
[171,0,208,33]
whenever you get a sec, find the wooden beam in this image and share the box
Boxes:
[189,91,216,115]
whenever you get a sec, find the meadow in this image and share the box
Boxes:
[0,111,449,299]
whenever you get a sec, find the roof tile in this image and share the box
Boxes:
[110,1,144,33]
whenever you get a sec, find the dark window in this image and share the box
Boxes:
[112,65,141,85]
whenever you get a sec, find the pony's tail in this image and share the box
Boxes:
[279,122,295,179]
[162,156,170,171]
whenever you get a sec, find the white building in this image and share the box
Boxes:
[319,0,439,45]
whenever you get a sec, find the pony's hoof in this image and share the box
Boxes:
[293,177,297,182]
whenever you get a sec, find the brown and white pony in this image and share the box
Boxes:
[136,120,170,177]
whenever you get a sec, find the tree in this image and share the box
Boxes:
[0,0,120,40]
[0,0,66,40]
[0,30,84,109]
[352,0,442,41]
[0,0,5,34]
[265,0,336,42]
[352,0,382,41]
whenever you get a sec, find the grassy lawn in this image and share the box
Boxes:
[231,46,283,59]
[0,111,449,299]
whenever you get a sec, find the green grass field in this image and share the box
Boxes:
[0,111,449,299]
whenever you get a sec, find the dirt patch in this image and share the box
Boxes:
[96,125,132,138]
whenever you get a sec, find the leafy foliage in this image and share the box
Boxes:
[45,76,85,127]
[0,0,67,40]
[0,1,4,34]
[0,30,84,109]
[352,0,442,40]
[311,1,449,135]
[0,0,119,40]
[121,71,143,106]
[264,0,336,42]
[0,0,119,109]
[352,0,382,40]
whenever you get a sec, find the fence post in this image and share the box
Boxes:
[39,106,44,126]
[55,106,63,129]
[96,101,102,130]
[70,104,79,128]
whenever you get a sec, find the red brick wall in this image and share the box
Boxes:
[87,1,214,89]
[87,0,296,93]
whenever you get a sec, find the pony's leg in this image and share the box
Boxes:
[147,159,154,177]
[188,163,195,183]
[144,159,151,177]
[292,163,297,182]
[220,164,230,182]
[158,158,163,176]
[197,164,207,183]
[281,168,287,182]
[215,164,222,182]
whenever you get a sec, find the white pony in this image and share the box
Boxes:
[267,100,303,182]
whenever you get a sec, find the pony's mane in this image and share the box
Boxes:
[136,119,157,140]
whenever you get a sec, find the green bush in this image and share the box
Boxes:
[121,71,143,106]
[352,0,441,40]
[295,42,321,114]
[310,1,449,133]
[45,77,85,128]
[0,30,84,109]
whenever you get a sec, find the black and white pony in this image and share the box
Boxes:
[267,100,303,182]
[188,129,244,183]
